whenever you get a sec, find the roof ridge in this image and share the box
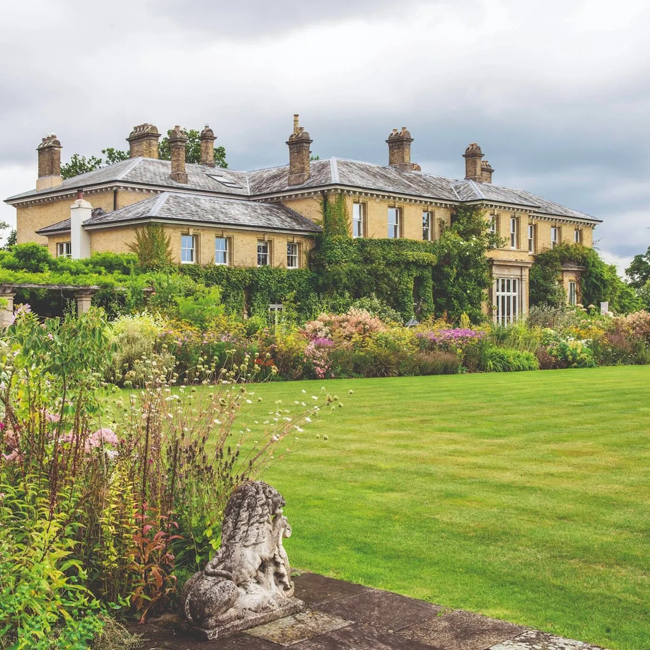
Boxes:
[330,157,340,183]
[115,157,143,181]
[150,192,170,216]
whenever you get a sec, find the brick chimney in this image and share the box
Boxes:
[36,133,63,191]
[481,160,494,183]
[387,127,421,172]
[463,143,485,182]
[169,126,188,183]
[127,123,161,159]
[286,114,313,186]
[199,124,216,167]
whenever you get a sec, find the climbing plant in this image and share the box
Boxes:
[530,243,641,314]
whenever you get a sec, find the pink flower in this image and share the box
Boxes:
[45,410,61,423]
[87,428,119,450]
[2,450,22,463]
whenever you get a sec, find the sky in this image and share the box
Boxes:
[1,0,649,272]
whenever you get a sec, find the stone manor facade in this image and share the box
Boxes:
[5,117,601,323]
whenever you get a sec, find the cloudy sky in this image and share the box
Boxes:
[1,0,649,271]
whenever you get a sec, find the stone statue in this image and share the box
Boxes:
[182,481,303,639]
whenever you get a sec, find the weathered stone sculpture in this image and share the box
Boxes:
[182,481,303,639]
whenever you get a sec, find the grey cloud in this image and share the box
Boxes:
[150,0,439,37]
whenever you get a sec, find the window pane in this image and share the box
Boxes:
[287,243,298,269]
[422,211,431,240]
[388,208,400,239]
[215,237,228,265]
[181,235,195,263]
[257,241,269,266]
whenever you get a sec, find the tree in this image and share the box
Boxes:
[0,221,16,250]
[626,244,650,289]
[158,128,227,168]
[128,225,173,270]
[431,205,503,323]
[60,128,227,180]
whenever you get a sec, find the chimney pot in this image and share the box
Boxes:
[169,126,188,184]
[463,142,486,182]
[36,133,63,190]
[386,126,417,172]
[127,123,161,159]
[286,115,312,186]
[199,124,217,167]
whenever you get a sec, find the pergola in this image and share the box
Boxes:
[0,283,100,326]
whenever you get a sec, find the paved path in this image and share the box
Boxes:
[134,573,608,649]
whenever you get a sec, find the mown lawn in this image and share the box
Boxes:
[221,367,650,649]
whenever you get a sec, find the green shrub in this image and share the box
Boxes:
[175,286,225,330]
[481,346,540,372]
[489,322,541,353]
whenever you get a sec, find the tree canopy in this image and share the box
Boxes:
[60,128,227,180]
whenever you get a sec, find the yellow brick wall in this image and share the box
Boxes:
[87,224,314,268]
[281,196,324,225]
[16,189,157,245]
[489,210,595,259]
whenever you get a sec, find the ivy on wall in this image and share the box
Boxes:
[530,242,641,314]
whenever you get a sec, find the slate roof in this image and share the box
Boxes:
[36,193,321,235]
[10,156,599,223]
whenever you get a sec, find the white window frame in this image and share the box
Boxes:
[181,235,197,264]
[510,217,518,249]
[214,237,229,266]
[422,211,432,241]
[352,203,365,239]
[286,242,299,269]
[257,240,270,267]
[489,214,497,234]
[388,207,401,239]
[551,227,559,249]
[574,229,581,244]
[568,281,577,306]
[527,224,535,254]
[56,241,72,258]
[495,277,519,325]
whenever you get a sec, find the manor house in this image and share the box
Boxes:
[5,117,601,323]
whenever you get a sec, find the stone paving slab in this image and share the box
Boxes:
[398,608,526,650]
[315,585,441,633]
[130,573,609,650]
[245,610,352,646]
[293,622,437,649]
[292,571,373,607]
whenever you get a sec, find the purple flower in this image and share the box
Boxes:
[311,337,334,348]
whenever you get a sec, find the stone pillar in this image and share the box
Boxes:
[70,192,92,259]
[463,143,484,182]
[200,125,216,167]
[127,123,161,159]
[386,127,415,171]
[0,289,15,328]
[75,290,95,315]
[36,134,63,191]
[169,126,188,183]
[286,115,313,186]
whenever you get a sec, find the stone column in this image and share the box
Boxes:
[75,290,95,315]
[0,288,15,328]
